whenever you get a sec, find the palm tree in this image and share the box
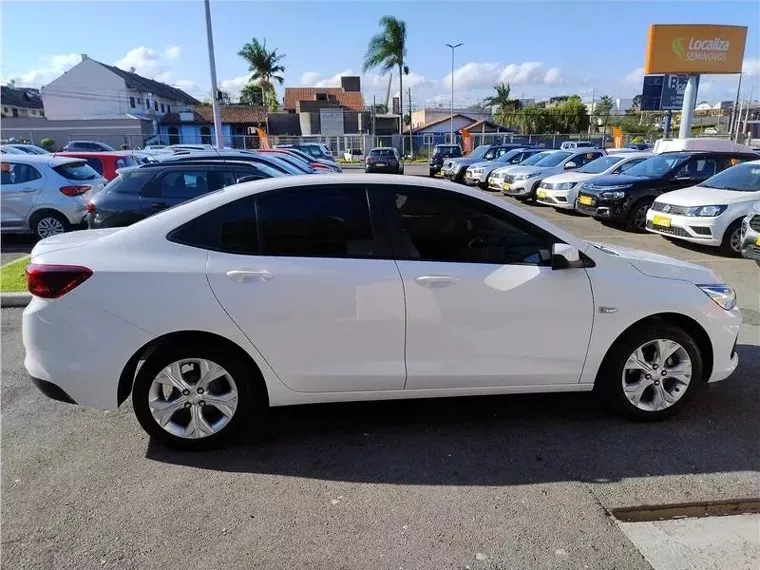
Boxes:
[237,38,286,92]
[483,82,522,127]
[363,16,409,150]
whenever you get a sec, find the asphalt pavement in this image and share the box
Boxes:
[2,169,759,569]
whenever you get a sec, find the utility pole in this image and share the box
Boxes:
[729,72,743,139]
[372,95,376,147]
[589,88,596,136]
[407,87,413,158]
[740,83,754,143]
[446,42,463,144]
[203,0,223,149]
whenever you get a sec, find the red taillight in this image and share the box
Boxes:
[60,185,91,197]
[86,202,96,214]
[26,264,93,299]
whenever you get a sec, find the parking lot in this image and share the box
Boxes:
[2,171,758,570]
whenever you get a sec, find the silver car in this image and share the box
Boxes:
[740,201,760,263]
[1,155,106,239]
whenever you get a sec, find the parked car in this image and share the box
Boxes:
[277,143,336,163]
[560,141,596,150]
[444,144,527,183]
[1,145,26,154]
[740,201,760,262]
[536,153,651,210]
[2,144,49,155]
[86,159,284,229]
[626,143,653,151]
[344,149,364,162]
[253,149,321,174]
[24,174,742,450]
[1,155,106,239]
[258,148,341,172]
[428,144,462,176]
[365,147,404,174]
[487,150,556,191]
[645,159,760,256]
[576,144,759,231]
[158,150,313,176]
[56,151,141,181]
[465,148,542,189]
[503,149,608,202]
[167,144,217,153]
[62,140,116,152]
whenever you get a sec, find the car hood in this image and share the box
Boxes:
[656,186,760,206]
[583,174,644,189]
[590,242,720,283]
[508,165,552,177]
[542,171,595,184]
[467,160,497,169]
[491,164,524,175]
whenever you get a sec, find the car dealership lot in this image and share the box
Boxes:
[2,172,759,570]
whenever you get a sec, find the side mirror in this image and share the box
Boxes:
[236,175,259,184]
[564,161,577,169]
[551,243,585,270]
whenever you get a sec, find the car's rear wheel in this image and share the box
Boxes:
[719,220,743,257]
[626,200,653,232]
[132,343,254,450]
[596,324,703,420]
[31,211,70,240]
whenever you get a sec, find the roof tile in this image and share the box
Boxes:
[283,88,364,111]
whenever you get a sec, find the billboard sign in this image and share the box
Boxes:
[645,24,747,74]
[641,75,665,111]
[640,74,700,111]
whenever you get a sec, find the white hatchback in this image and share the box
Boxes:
[646,160,760,256]
[536,153,652,209]
[24,174,741,449]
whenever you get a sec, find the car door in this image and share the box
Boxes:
[668,155,722,192]
[205,185,407,393]
[386,186,594,389]
[567,151,605,170]
[0,161,45,228]
[140,168,211,216]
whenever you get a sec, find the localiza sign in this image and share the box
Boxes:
[645,24,747,74]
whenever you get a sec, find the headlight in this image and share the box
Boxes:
[471,167,484,174]
[697,284,736,310]
[600,191,627,199]
[685,205,727,217]
[515,172,534,180]
[555,182,577,191]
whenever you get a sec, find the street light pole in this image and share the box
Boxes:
[204,0,223,149]
[446,42,462,144]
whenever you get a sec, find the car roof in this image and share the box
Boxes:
[0,154,86,166]
[55,151,136,158]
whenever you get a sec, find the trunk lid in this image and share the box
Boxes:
[31,228,122,258]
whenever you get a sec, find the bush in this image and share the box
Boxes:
[120,144,130,150]
[40,138,55,150]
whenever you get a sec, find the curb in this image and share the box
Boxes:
[1,293,32,308]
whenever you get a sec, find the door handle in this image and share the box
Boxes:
[226,269,274,283]
[151,202,168,210]
[415,275,459,288]
[19,187,37,193]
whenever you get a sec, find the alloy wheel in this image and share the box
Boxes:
[633,205,650,231]
[622,339,692,412]
[729,227,742,253]
[36,217,65,238]
[148,358,239,439]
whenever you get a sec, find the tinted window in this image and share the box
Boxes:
[158,170,209,199]
[520,151,555,166]
[698,162,760,192]
[370,149,396,158]
[0,163,42,184]
[535,151,573,167]
[104,170,155,194]
[467,146,490,160]
[85,158,104,174]
[257,188,376,257]
[493,149,523,163]
[115,156,137,169]
[435,146,461,157]
[625,155,686,178]
[676,157,719,179]
[571,152,604,167]
[392,188,554,265]
[54,162,99,180]
[613,158,648,174]
[577,155,623,174]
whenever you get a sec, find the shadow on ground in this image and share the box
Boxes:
[147,344,760,488]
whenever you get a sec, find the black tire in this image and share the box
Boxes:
[596,323,704,421]
[31,210,70,240]
[429,169,435,177]
[526,181,542,204]
[719,219,743,257]
[132,342,256,450]
[626,199,653,232]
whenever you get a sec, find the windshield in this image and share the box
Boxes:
[494,149,522,163]
[435,146,461,157]
[624,155,686,178]
[520,151,554,166]
[535,151,573,167]
[370,149,396,158]
[577,156,624,174]
[467,145,490,160]
[698,162,760,192]
[54,161,100,180]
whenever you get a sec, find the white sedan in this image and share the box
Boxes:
[536,152,651,210]
[24,174,741,449]
[646,160,760,256]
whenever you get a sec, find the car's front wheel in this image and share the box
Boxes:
[132,343,255,450]
[596,323,703,420]
[626,200,653,232]
[719,219,743,257]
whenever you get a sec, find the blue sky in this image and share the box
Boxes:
[2,1,758,107]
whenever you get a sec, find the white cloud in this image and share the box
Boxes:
[444,61,562,91]
[10,53,80,86]
[114,47,166,79]
[164,46,182,61]
[300,71,321,85]
[543,68,563,85]
[219,74,251,98]
[313,69,354,87]
[623,67,645,85]
[743,57,760,77]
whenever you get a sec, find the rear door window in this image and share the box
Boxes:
[155,170,210,199]
[85,158,104,174]
[54,162,100,181]
[104,170,155,194]
[0,162,42,184]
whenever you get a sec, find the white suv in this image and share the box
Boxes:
[24,174,740,449]
[646,159,760,256]
[1,154,106,239]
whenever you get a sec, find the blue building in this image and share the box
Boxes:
[158,105,268,148]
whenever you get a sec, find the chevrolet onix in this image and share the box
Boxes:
[24,174,741,449]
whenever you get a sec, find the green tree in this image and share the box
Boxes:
[239,83,264,106]
[483,82,522,127]
[593,95,614,127]
[237,38,285,112]
[363,16,409,147]
[558,95,591,133]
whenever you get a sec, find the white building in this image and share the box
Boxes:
[42,54,199,120]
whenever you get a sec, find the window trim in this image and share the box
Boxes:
[380,184,562,266]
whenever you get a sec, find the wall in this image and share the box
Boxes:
[319,109,344,135]
[414,115,474,134]
[267,113,301,136]
[42,58,130,120]
[158,123,233,146]
[0,117,151,149]
[1,106,43,118]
